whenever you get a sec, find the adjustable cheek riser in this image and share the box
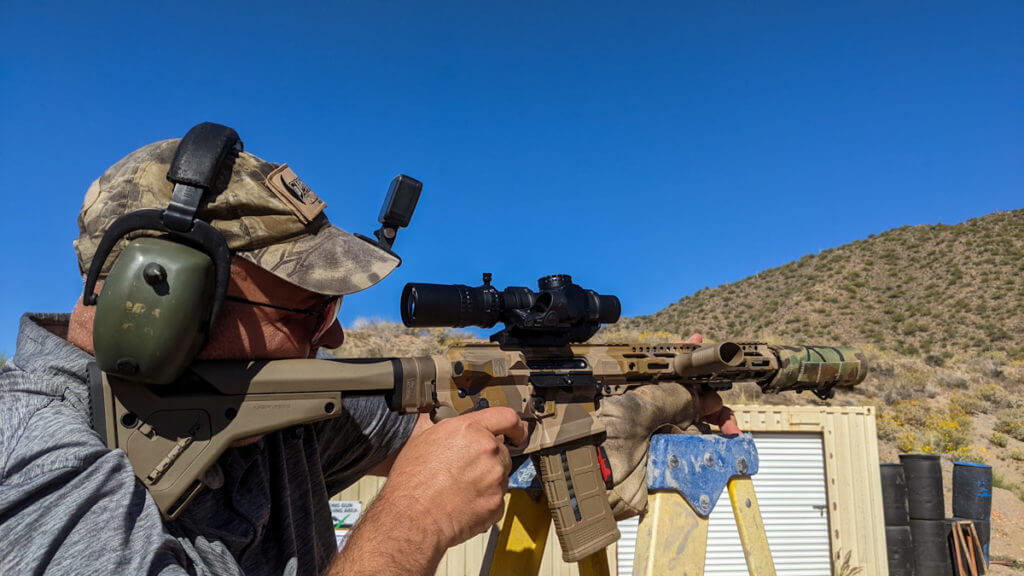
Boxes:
[93,238,215,385]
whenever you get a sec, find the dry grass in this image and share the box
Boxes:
[329,319,479,358]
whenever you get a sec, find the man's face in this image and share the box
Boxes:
[197,257,345,359]
[69,255,344,360]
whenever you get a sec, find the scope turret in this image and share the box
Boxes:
[401,274,620,347]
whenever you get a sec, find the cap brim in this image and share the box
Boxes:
[236,224,400,296]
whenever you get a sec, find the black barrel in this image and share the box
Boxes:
[910,519,953,576]
[975,519,990,564]
[900,453,944,520]
[953,517,991,564]
[885,525,916,576]
[881,463,911,525]
[952,461,992,521]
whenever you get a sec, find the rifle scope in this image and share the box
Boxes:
[401,274,620,344]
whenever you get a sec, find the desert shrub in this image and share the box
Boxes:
[993,473,1024,503]
[876,411,900,441]
[924,405,972,453]
[950,392,985,415]
[888,400,931,428]
[897,430,917,453]
[936,372,969,389]
[990,431,1009,447]
[950,444,989,464]
[994,407,1024,442]
[924,354,945,367]
[974,356,1006,379]
[973,383,1011,410]
[1009,449,1024,462]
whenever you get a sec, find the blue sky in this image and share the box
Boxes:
[1,2,1022,355]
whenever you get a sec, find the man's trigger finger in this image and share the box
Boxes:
[462,407,527,445]
[721,417,742,435]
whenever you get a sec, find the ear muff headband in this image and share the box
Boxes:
[82,122,242,331]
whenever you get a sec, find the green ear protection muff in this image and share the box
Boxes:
[82,122,242,384]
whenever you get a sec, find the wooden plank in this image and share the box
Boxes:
[820,411,842,569]
[847,411,870,571]
[860,407,890,576]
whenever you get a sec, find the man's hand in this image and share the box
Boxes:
[595,332,742,520]
[333,407,527,575]
[699,390,742,435]
[682,333,742,436]
[597,380,699,519]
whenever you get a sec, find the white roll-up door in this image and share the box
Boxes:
[617,515,640,576]
[617,432,831,575]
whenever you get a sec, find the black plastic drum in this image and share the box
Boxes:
[881,463,911,525]
[910,518,953,576]
[885,525,916,576]
[900,453,944,520]
[952,461,992,521]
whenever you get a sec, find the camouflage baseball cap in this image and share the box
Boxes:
[74,139,399,296]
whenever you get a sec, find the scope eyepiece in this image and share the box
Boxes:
[400,274,620,347]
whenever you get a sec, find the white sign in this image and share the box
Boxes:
[334,529,350,551]
[330,501,362,528]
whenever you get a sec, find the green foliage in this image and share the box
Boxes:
[993,472,1024,503]
[950,392,985,415]
[989,431,1009,447]
[974,382,1011,409]
[950,444,989,464]
[994,407,1024,442]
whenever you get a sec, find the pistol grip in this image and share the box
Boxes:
[532,441,620,563]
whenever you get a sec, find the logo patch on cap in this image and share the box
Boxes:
[265,164,327,224]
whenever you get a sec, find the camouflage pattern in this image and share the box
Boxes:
[428,340,867,452]
[75,139,399,296]
[422,339,866,561]
[765,345,868,396]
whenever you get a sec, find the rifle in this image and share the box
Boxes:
[89,274,867,562]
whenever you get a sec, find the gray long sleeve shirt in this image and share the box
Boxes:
[0,313,417,575]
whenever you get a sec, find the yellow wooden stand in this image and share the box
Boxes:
[634,476,775,576]
[485,434,772,576]
[486,490,611,576]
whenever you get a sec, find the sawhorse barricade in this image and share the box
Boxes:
[484,433,776,576]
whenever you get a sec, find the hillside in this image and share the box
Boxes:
[619,209,1024,360]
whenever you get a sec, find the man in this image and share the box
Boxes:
[0,132,734,575]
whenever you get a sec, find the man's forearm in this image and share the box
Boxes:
[329,485,446,575]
